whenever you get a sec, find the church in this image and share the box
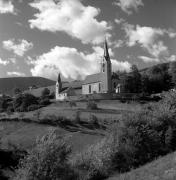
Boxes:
[55,39,121,101]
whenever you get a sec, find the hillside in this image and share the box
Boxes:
[0,77,55,96]
[108,151,176,180]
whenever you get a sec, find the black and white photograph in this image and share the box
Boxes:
[0,0,176,179]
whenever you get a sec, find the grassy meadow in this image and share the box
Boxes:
[0,100,140,152]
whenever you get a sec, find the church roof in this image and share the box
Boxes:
[83,73,103,85]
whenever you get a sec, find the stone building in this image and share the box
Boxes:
[82,39,119,94]
[55,39,122,101]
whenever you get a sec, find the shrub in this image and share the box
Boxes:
[89,114,99,128]
[39,97,50,106]
[86,101,98,110]
[6,105,14,113]
[0,97,12,111]
[27,104,40,112]
[13,93,38,112]
[69,101,77,108]
[49,92,55,99]
[41,88,50,98]
[74,111,81,124]
[13,130,77,180]
[71,135,117,180]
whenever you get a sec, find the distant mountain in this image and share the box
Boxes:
[0,77,55,95]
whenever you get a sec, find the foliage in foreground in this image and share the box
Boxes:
[13,130,77,180]
[71,91,176,179]
[14,91,176,180]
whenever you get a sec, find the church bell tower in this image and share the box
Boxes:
[101,38,112,93]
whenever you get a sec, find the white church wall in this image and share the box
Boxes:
[82,82,101,94]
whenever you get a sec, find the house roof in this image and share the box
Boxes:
[62,80,82,89]
[83,73,103,85]
[60,87,74,94]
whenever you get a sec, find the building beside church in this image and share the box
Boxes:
[55,39,122,101]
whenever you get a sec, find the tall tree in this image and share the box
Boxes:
[130,65,141,93]
[169,61,176,87]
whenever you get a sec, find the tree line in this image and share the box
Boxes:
[116,62,176,94]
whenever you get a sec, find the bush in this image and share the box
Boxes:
[41,88,50,98]
[89,114,99,128]
[86,101,98,110]
[71,135,117,180]
[69,101,77,108]
[13,93,38,112]
[0,97,12,111]
[39,97,50,106]
[13,130,77,180]
[27,104,40,112]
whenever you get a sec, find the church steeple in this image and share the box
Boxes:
[57,73,61,84]
[104,38,110,61]
[56,73,62,93]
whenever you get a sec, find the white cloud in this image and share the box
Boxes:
[0,58,9,65]
[138,56,159,63]
[7,71,26,77]
[123,24,169,59]
[113,40,124,48]
[139,54,176,63]
[114,18,125,24]
[0,0,15,14]
[111,60,131,72]
[30,46,131,80]
[114,0,144,14]
[3,39,33,56]
[29,0,111,44]
[167,55,176,62]
[165,28,176,38]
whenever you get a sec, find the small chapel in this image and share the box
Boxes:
[55,39,121,101]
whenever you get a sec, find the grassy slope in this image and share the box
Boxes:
[108,152,176,180]
[0,121,103,153]
[0,77,55,95]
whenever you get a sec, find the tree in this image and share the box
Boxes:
[41,88,50,98]
[169,61,176,87]
[141,73,150,94]
[123,65,141,93]
[13,88,22,95]
[13,130,77,180]
[13,93,38,112]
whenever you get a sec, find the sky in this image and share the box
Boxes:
[0,0,176,81]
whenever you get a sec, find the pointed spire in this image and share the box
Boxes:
[57,73,61,83]
[104,37,110,59]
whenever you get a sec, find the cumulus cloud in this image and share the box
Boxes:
[7,71,26,76]
[167,55,176,62]
[139,54,176,63]
[29,0,111,44]
[3,39,33,56]
[114,0,144,14]
[30,46,131,80]
[0,0,15,14]
[123,24,170,59]
[114,18,125,24]
[138,56,159,63]
[0,58,9,66]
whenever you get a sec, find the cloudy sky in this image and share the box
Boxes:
[0,0,176,80]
